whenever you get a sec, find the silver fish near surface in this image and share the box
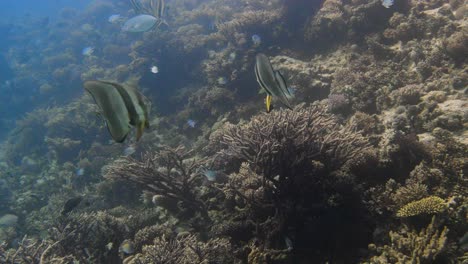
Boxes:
[129,0,168,30]
[255,53,293,112]
[122,14,158,32]
[108,14,121,23]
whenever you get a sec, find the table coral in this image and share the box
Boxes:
[396,196,446,217]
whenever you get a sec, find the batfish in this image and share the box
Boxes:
[84,80,149,142]
[255,53,293,112]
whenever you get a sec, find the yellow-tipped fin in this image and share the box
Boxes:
[136,121,145,141]
[265,94,272,113]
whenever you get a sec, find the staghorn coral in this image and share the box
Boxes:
[126,234,237,264]
[365,216,449,263]
[217,104,371,178]
[0,236,51,264]
[396,196,447,218]
[212,105,375,262]
[132,224,173,251]
[223,162,273,211]
[248,240,291,264]
[105,146,209,220]
[37,207,164,263]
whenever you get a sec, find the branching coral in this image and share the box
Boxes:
[105,146,209,220]
[218,104,371,179]
[126,234,237,264]
[212,105,374,261]
[39,209,139,263]
[248,240,291,264]
[0,236,49,264]
[366,216,449,263]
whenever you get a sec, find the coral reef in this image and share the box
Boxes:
[365,216,449,263]
[105,146,209,220]
[126,234,236,264]
[0,0,466,262]
[396,196,447,217]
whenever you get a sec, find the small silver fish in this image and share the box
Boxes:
[381,0,394,8]
[201,169,217,182]
[150,65,159,74]
[252,34,261,46]
[122,14,158,33]
[76,168,85,176]
[187,119,196,128]
[217,77,228,85]
[82,47,94,56]
[285,236,293,251]
[123,145,136,156]
[228,52,236,62]
[106,242,113,251]
[108,14,121,23]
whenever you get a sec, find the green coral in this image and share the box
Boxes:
[365,216,449,263]
[396,196,447,217]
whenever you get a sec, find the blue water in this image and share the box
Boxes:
[0,0,91,21]
[0,0,94,138]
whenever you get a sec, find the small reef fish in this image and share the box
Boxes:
[150,65,159,74]
[187,119,196,128]
[61,196,83,215]
[84,80,150,142]
[381,0,394,8]
[108,14,121,23]
[201,169,217,182]
[106,242,113,251]
[228,52,236,62]
[0,214,18,227]
[217,76,228,85]
[81,23,93,32]
[252,34,262,46]
[119,240,135,254]
[76,168,85,176]
[255,53,293,112]
[82,47,94,56]
[208,20,217,31]
[286,87,296,99]
[285,236,293,251]
[123,145,136,156]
